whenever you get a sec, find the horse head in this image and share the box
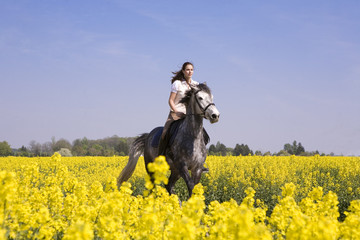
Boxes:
[181,83,220,123]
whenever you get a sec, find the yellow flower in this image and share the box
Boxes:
[63,220,94,240]
[51,152,62,162]
[1,155,360,239]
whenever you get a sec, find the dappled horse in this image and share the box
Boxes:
[117,83,220,197]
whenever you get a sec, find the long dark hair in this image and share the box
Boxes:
[171,62,194,83]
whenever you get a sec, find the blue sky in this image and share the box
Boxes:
[1,1,359,155]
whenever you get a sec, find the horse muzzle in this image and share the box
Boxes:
[209,113,220,123]
[206,106,220,123]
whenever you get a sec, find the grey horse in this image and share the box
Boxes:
[117,83,220,197]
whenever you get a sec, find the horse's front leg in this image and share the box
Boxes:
[192,167,203,186]
[166,171,180,195]
[178,162,195,198]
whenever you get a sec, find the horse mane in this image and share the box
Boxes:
[180,83,211,105]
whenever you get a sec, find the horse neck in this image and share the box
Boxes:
[184,95,203,137]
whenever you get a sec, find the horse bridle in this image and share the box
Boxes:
[193,89,215,118]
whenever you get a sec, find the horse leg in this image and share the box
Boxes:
[192,168,203,186]
[178,163,195,198]
[165,171,180,195]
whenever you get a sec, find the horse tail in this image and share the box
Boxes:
[117,133,147,188]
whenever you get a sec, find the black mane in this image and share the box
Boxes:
[180,83,211,105]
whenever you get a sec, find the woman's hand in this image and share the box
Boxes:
[175,112,186,118]
[169,92,185,118]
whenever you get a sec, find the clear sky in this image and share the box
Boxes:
[1,1,359,155]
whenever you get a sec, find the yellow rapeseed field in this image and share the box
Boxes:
[1,154,360,239]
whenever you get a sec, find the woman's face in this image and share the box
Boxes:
[182,64,194,80]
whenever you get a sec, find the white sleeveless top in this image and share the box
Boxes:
[170,79,199,114]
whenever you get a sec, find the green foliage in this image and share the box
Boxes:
[17,146,30,157]
[71,136,135,156]
[0,141,12,156]
[283,140,305,155]
[207,140,328,156]
[208,141,228,156]
[52,138,72,152]
[233,143,253,156]
[6,136,332,157]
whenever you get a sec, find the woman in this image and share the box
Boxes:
[158,62,209,172]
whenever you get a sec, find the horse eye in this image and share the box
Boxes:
[198,97,203,100]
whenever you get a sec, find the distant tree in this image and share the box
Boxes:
[233,144,241,156]
[233,144,253,156]
[284,143,293,155]
[227,147,233,155]
[72,145,86,156]
[51,136,56,151]
[118,151,126,156]
[88,144,103,156]
[18,146,30,157]
[72,139,87,156]
[283,140,305,156]
[277,149,291,156]
[296,142,305,155]
[71,137,89,156]
[216,141,227,156]
[53,139,72,152]
[207,142,227,155]
[41,142,53,156]
[263,151,272,156]
[0,141,12,156]
[116,139,129,155]
[71,136,134,156]
[254,150,262,156]
[58,148,72,157]
[208,144,217,155]
[103,135,121,150]
[29,140,42,156]
[102,147,116,156]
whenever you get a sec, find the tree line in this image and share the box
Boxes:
[208,140,333,156]
[0,136,135,157]
[0,138,333,157]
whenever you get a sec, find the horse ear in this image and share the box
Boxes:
[190,84,198,91]
[202,82,207,85]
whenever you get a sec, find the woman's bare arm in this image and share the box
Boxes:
[168,92,185,118]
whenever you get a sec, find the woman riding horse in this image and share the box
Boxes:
[117,64,220,198]
[158,62,208,172]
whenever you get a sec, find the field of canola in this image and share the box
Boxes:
[1,154,360,239]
